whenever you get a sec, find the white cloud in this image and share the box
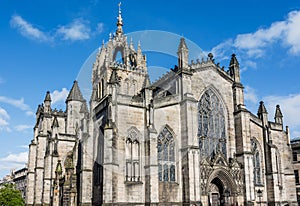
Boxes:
[0,107,10,131]
[26,111,35,116]
[264,94,300,132]
[57,19,91,41]
[10,14,104,43]
[51,88,69,104]
[210,39,233,61]
[0,96,30,111]
[244,86,258,105]
[18,145,28,149]
[284,11,300,54]
[0,152,28,164]
[0,118,9,127]
[15,124,32,132]
[0,96,33,118]
[96,22,104,34]
[10,15,50,42]
[0,107,10,120]
[211,10,300,61]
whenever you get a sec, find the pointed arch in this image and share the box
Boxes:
[157,125,176,182]
[251,138,263,185]
[112,46,125,63]
[125,127,141,182]
[198,86,227,158]
[206,169,237,195]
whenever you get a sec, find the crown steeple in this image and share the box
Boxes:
[116,2,123,35]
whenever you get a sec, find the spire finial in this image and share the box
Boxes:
[116,2,123,35]
[118,2,121,14]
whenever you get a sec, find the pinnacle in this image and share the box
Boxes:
[66,81,84,102]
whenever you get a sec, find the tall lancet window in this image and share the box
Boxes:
[125,128,140,182]
[158,126,176,182]
[198,89,226,157]
[251,139,262,185]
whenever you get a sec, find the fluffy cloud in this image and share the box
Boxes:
[10,15,50,42]
[0,107,10,131]
[244,86,258,105]
[264,94,300,136]
[211,10,300,63]
[96,22,104,34]
[264,93,300,127]
[0,152,28,164]
[0,107,10,120]
[10,15,104,43]
[51,88,69,104]
[56,19,91,41]
[15,124,32,132]
[0,96,33,116]
[0,152,28,173]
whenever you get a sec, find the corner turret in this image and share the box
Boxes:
[44,91,51,113]
[177,37,189,70]
[257,101,268,122]
[229,54,240,83]
[66,81,85,134]
[274,105,283,125]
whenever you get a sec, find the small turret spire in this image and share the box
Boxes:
[44,91,51,102]
[275,104,283,124]
[44,91,51,113]
[229,54,240,82]
[257,101,268,119]
[116,2,123,35]
[177,37,189,69]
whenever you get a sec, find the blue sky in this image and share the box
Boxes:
[1,0,300,178]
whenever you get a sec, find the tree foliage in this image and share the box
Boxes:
[0,183,24,206]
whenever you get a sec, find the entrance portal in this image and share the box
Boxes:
[209,177,225,206]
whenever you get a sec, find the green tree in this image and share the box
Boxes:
[0,183,24,206]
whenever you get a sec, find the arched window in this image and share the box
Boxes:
[251,139,262,185]
[198,89,226,157]
[158,126,176,182]
[97,79,105,99]
[125,128,140,182]
[101,79,105,98]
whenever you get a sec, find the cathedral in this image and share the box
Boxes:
[26,5,297,206]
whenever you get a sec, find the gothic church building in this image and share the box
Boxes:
[26,6,297,206]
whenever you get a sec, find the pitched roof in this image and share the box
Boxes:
[66,81,84,102]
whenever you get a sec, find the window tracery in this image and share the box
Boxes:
[198,89,226,157]
[157,127,176,182]
[251,139,262,185]
[125,129,140,182]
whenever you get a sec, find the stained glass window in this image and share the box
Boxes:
[157,126,176,182]
[198,89,226,157]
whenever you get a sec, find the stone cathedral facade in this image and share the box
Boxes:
[26,6,297,206]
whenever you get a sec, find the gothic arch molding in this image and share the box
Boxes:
[206,168,237,195]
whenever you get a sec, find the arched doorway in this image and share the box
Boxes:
[206,169,236,206]
[208,177,225,206]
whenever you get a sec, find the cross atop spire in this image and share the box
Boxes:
[116,2,123,35]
